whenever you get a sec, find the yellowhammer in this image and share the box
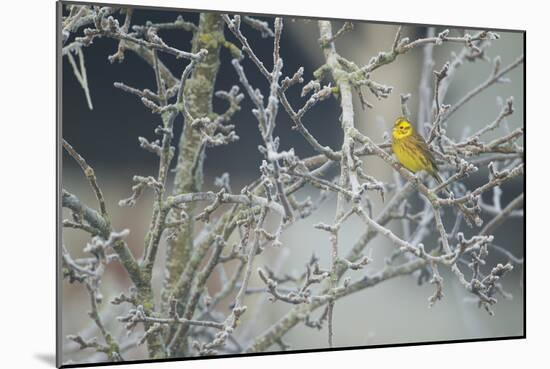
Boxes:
[391,116,480,226]
[391,116,443,184]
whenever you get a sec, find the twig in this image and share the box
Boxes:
[480,193,524,236]
[63,140,107,218]
[444,56,523,119]
[66,46,94,110]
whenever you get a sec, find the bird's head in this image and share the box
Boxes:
[392,117,413,140]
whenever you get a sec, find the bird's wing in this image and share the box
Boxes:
[413,132,439,172]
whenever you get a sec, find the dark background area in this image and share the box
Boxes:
[62,8,351,180]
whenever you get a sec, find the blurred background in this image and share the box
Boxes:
[61,5,524,364]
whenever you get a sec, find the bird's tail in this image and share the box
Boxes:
[432,172,444,184]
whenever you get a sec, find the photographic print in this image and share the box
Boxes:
[57,1,525,366]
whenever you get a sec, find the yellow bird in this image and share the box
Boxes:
[391,116,480,226]
[391,117,443,184]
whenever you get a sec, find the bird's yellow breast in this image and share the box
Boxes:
[392,138,425,173]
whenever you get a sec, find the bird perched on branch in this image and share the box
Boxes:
[391,116,443,183]
[391,116,480,227]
